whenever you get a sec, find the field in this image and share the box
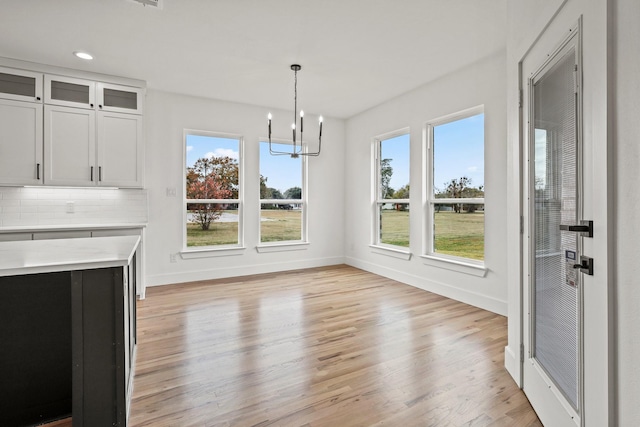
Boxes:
[380,209,484,260]
[187,209,484,260]
[186,210,301,246]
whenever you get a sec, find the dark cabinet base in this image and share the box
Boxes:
[1,263,135,427]
[0,272,72,427]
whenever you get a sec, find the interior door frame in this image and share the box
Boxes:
[517,2,614,425]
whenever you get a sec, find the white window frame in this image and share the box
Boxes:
[182,129,244,257]
[257,138,308,251]
[371,128,411,258]
[423,106,486,274]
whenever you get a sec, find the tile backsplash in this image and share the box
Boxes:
[0,187,148,227]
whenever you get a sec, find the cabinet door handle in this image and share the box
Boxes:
[90,103,94,108]
[98,105,103,109]
[91,166,94,182]
[36,163,40,180]
[99,166,102,182]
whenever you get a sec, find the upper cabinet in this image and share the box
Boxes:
[45,75,95,109]
[0,66,43,103]
[97,82,144,115]
[0,67,44,185]
[45,76,143,115]
[0,63,145,188]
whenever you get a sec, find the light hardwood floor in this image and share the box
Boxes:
[126,265,541,427]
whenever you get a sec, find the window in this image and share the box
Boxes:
[259,141,305,244]
[184,131,242,249]
[426,107,484,262]
[373,131,410,250]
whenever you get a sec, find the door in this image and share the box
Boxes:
[0,98,43,185]
[97,111,144,187]
[44,104,96,186]
[522,24,587,427]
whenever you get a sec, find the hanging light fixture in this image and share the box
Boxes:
[268,64,322,158]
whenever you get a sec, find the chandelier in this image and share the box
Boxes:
[267,64,322,158]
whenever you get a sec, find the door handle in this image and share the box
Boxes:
[573,255,594,276]
[560,220,593,237]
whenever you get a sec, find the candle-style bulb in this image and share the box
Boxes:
[291,123,296,130]
[268,112,272,121]
[319,116,323,123]
[300,110,304,117]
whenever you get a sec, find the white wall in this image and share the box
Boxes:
[144,90,345,286]
[613,0,640,423]
[343,50,508,315]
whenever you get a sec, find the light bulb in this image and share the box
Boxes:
[291,123,296,129]
[268,113,272,121]
[300,110,304,117]
[319,116,323,123]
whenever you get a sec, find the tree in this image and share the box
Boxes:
[260,175,272,199]
[284,186,302,199]
[439,176,484,213]
[392,184,410,211]
[187,156,238,230]
[393,184,410,199]
[380,158,394,199]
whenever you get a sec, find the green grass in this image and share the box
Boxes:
[380,209,410,247]
[186,209,302,246]
[260,210,301,242]
[187,222,238,247]
[380,209,484,260]
[188,209,483,260]
[434,211,484,260]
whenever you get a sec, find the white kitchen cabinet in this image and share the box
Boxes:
[0,99,43,185]
[0,66,43,103]
[43,76,144,188]
[97,82,143,115]
[44,104,96,186]
[44,74,95,109]
[97,111,144,187]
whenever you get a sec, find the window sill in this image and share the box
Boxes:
[420,254,487,277]
[370,245,412,260]
[180,246,246,259]
[256,242,309,253]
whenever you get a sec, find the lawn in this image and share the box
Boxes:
[188,209,484,261]
[380,209,484,260]
[260,209,301,242]
[186,209,301,246]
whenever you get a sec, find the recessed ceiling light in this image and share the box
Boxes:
[73,51,94,60]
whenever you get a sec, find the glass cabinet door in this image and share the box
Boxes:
[97,82,144,114]
[45,75,95,109]
[0,66,43,103]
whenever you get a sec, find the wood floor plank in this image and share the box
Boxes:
[129,265,541,426]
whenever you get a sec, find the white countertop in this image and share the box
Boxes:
[0,236,140,277]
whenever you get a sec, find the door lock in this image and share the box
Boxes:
[573,255,594,276]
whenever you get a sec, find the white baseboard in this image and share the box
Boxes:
[145,256,346,287]
[504,345,522,387]
[345,256,507,315]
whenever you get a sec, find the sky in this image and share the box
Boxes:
[186,134,239,167]
[259,142,302,193]
[380,133,410,192]
[432,113,484,192]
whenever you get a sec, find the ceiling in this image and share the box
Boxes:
[0,0,506,119]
